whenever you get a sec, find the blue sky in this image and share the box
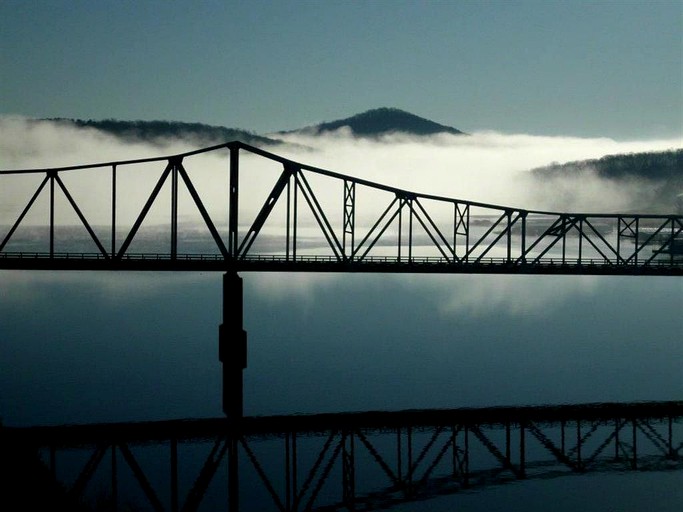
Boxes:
[1,0,681,139]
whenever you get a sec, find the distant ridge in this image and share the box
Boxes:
[530,149,682,182]
[42,118,283,146]
[282,107,467,137]
[530,148,683,214]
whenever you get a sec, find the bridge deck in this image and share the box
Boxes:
[1,253,681,275]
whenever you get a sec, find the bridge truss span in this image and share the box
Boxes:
[0,140,681,274]
[4,401,682,512]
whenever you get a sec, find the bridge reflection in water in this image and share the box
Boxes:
[4,401,682,511]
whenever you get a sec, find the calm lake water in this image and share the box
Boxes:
[1,270,681,510]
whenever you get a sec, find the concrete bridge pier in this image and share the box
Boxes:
[219,271,247,511]
[219,271,248,420]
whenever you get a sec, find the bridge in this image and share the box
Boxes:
[1,141,682,511]
[0,141,681,274]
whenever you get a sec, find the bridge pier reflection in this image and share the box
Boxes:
[218,271,247,511]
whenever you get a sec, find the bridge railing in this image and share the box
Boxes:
[1,141,681,273]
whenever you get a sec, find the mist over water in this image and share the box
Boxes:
[2,116,682,217]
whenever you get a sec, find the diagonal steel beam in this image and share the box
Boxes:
[177,163,229,258]
[527,421,579,471]
[410,200,455,262]
[116,161,173,259]
[355,430,400,487]
[240,437,286,512]
[118,442,165,512]
[295,430,339,508]
[237,164,293,258]
[0,174,50,253]
[469,425,524,479]
[182,436,230,512]
[352,196,402,261]
[295,170,343,260]
[68,444,108,500]
[472,210,523,263]
[465,211,508,261]
[54,174,109,258]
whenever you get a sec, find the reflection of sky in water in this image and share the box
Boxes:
[1,271,681,427]
[1,270,681,511]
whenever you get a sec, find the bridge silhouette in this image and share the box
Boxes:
[0,141,681,274]
[1,141,681,511]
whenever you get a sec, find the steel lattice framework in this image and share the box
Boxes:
[0,141,681,274]
[4,402,682,512]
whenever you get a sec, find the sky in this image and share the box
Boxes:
[1,0,682,140]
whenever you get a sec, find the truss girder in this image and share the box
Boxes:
[0,141,681,274]
[10,402,681,512]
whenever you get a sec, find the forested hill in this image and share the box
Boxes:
[531,149,683,181]
[44,118,282,146]
[530,148,683,214]
[282,107,466,137]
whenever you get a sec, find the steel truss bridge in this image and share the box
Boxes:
[4,402,682,512]
[0,141,681,274]
[1,141,682,511]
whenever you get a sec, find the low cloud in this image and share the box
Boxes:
[2,116,681,221]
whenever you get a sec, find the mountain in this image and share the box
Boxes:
[43,118,283,146]
[281,107,466,137]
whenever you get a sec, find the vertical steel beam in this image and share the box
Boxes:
[614,419,621,461]
[408,199,414,263]
[171,438,178,512]
[286,432,291,510]
[632,419,638,469]
[342,431,355,508]
[506,210,512,263]
[505,422,511,462]
[112,164,117,256]
[49,171,55,258]
[634,217,639,266]
[292,432,298,511]
[398,203,403,262]
[519,422,526,478]
[520,211,527,264]
[463,426,470,487]
[286,179,291,261]
[668,416,674,459]
[397,427,402,484]
[111,445,118,511]
[561,216,567,264]
[228,435,239,512]
[343,180,355,260]
[561,420,566,456]
[451,426,457,478]
[171,160,179,260]
[293,174,298,262]
[407,426,413,496]
[578,217,583,263]
[576,419,582,471]
[228,144,240,258]
[50,444,56,481]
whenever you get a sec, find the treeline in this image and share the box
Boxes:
[45,118,281,146]
[531,149,683,181]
